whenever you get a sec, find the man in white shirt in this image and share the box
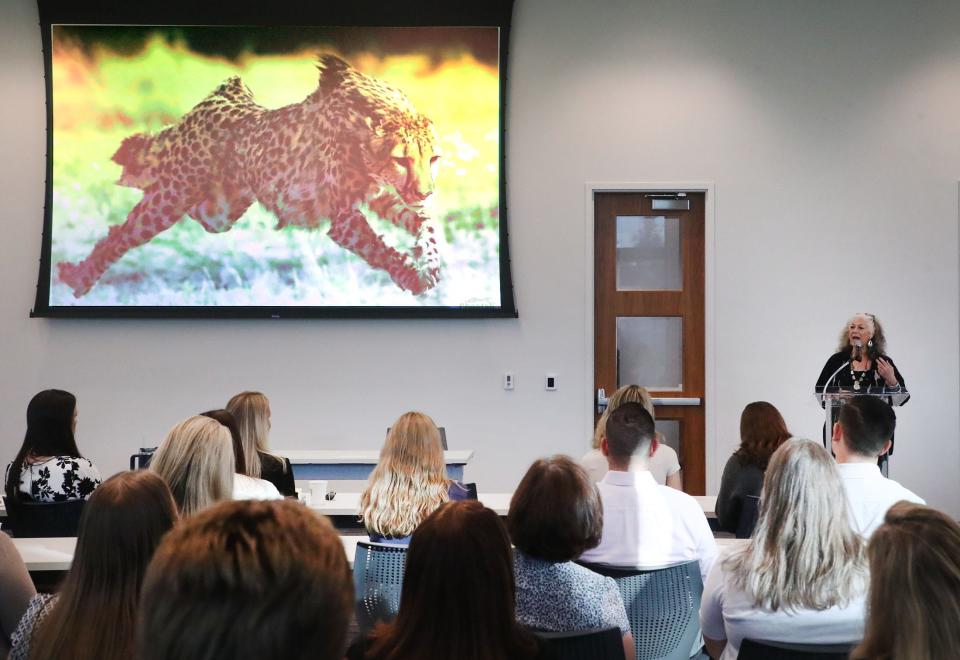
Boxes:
[833,396,924,537]
[579,402,717,583]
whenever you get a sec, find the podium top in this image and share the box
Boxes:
[814,386,909,407]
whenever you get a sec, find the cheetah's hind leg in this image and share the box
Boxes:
[57,185,191,298]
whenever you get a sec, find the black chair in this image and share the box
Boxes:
[738,639,855,659]
[129,447,157,470]
[735,495,760,539]
[2,495,85,538]
[534,627,624,660]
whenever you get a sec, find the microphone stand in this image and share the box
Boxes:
[819,358,850,449]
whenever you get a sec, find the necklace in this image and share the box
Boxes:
[850,364,868,391]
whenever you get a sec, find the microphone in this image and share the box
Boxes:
[853,340,862,362]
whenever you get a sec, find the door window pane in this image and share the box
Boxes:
[616,215,681,290]
[655,420,681,454]
[617,317,682,390]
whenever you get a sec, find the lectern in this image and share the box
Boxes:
[815,386,909,476]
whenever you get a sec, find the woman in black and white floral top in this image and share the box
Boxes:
[4,390,101,503]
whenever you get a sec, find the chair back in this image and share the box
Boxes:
[353,541,408,633]
[737,638,855,659]
[581,560,703,660]
[534,627,624,660]
[735,495,761,539]
[129,447,157,470]
[3,495,85,538]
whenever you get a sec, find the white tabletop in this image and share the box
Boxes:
[278,450,473,464]
[11,536,77,571]
[309,493,717,517]
[12,520,739,572]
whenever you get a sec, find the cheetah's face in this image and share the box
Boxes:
[365,124,441,207]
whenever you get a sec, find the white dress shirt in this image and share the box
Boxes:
[836,462,924,537]
[580,444,681,485]
[579,469,717,583]
[233,473,283,501]
[700,559,866,660]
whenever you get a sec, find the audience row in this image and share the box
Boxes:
[0,384,956,659]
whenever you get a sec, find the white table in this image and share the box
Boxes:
[11,537,76,571]
[279,450,473,481]
[309,493,717,518]
[13,534,741,573]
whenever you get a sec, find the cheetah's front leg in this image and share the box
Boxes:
[327,209,436,295]
[367,191,441,291]
[57,185,190,297]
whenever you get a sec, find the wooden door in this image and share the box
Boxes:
[594,192,706,494]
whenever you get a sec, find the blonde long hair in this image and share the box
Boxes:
[593,384,656,449]
[359,412,450,538]
[852,502,960,660]
[724,438,867,611]
[226,391,275,479]
[150,416,234,517]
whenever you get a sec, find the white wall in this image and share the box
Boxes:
[2,0,959,516]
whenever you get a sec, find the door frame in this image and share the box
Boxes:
[583,181,718,492]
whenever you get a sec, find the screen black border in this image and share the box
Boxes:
[31,0,517,320]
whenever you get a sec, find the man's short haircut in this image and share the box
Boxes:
[507,456,602,562]
[138,500,353,660]
[605,402,656,460]
[839,396,896,457]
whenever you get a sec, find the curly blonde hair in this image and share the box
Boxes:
[359,412,450,538]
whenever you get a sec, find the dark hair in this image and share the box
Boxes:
[839,397,896,457]
[507,456,602,562]
[138,500,353,660]
[367,501,540,660]
[605,402,655,460]
[201,409,246,474]
[734,401,791,469]
[5,389,80,501]
[30,471,178,660]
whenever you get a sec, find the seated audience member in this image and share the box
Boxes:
[138,500,352,660]
[832,396,924,536]
[715,401,791,533]
[508,456,634,660]
[581,384,682,488]
[226,391,296,497]
[349,500,546,660]
[201,409,282,501]
[5,389,101,503]
[851,502,960,660]
[10,471,177,660]
[0,534,35,657]
[150,415,234,516]
[359,411,472,545]
[579,403,717,583]
[700,439,868,660]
